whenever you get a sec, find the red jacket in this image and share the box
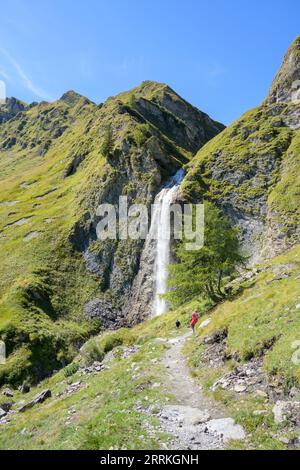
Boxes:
[190,312,199,327]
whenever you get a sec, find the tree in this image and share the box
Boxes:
[165,202,246,308]
[101,125,114,157]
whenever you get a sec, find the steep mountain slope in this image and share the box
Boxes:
[0,82,224,385]
[0,245,299,450]
[0,97,28,125]
[0,37,300,452]
[182,35,300,262]
[172,36,300,448]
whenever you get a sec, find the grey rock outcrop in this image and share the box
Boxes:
[73,81,224,326]
[0,97,27,124]
[84,298,123,328]
[18,389,51,412]
[211,358,268,395]
[266,36,300,104]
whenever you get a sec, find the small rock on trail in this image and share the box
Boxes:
[206,418,246,443]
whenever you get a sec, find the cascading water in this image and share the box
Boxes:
[152,169,184,315]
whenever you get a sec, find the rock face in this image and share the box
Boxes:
[0,80,224,385]
[0,97,28,124]
[266,36,300,105]
[183,36,300,262]
[70,81,224,326]
[84,299,123,329]
[129,81,224,153]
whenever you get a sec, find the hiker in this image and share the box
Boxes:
[175,320,181,329]
[190,311,199,333]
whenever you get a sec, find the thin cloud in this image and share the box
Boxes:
[0,47,52,100]
[0,68,9,80]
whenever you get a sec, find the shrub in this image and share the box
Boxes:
[133,124,150,147]
[63,362,80,378]
[102,336,123,354]
[81,339,105,366]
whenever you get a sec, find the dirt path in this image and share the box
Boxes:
[158,331,246,450]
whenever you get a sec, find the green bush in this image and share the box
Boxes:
[133,124,150,147]
[0,345,33,387]
[63,362,80,378]
[102,336,123,354]
[81,339,105,365]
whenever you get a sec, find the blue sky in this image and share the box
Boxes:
[0,0,299,124]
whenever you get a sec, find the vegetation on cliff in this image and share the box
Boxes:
[0,81,223,385]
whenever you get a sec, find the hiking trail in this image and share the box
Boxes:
[158,331,246,450]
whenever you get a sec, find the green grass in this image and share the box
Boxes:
[0,308,192,450]
[182,101,300,247]
[0,81,203,386]
[184,335,286,449]
[1,244,299,449]
[182,244,300,449]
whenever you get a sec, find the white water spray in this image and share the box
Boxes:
[152,169,184,315]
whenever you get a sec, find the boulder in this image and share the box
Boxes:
[202,328,227,345]
[0,402,13,413]
[18,389,51,412]
[199,318,211,329]
[2,388,14,397]
[253,409,268,416]
[19,383,30,394]
[273,400,300,425]
[206,418,246,443]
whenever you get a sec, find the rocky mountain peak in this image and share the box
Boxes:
[266,35,300,104]
[0,97,28,124]
[116,80,225,154]
[59,90,91,106]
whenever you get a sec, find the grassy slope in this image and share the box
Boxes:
[0,307,192,450]
[0,245,299,449]
[0,82,207,385]
[182,102,300,248]
[0,96,105,384]
[184,243,300,449]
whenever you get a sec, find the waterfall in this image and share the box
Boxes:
[152,169,184,315]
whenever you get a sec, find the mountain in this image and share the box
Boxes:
[266,35,300,104]
[182,35,300,262]
[0,37,300,452]
[0,97,28,125]
[0,81,224,385]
